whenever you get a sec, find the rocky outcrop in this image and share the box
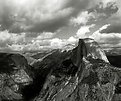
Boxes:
[0,53,33,101]
[32,38,121,101]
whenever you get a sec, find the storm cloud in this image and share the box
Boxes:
[0,0,93,33]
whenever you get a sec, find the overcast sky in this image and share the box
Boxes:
[0,0,121,52]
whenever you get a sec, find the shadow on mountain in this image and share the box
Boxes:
[21,71,46,101]
[0,53,33,101]
[107,55,121,68]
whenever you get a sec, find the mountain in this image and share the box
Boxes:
[0,38,121,101]
[32,38,121,101]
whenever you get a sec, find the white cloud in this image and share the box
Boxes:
[76,24,95,38]
[99,24,110,31]
[36,32,55,40]
[8,44,24,51]
[67,36,77,44]
[90,24,112,42]
[100,0,117,7]
[23,43,44,51]
[91,32,121,44]
[90,24,121,48]
[0,30,65,51]
[0,30,26,47]
[70,11,95,25]
[50,38,66,49]
[22,38,66,51]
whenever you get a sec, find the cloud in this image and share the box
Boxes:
[8,44,24,51]
[70,0,118,25]
[100,23,121,33]
[76,24,95,38]
[0,0,94,33]
[50,38,66,49]
[90,24,121,48]
[89,1,118,23]
[0,0,120,52]
[0,30,26,47]
[67,36,77,44]
[98,24,110,31]
[70,11,95,25]
[0,0,15,30]
[21,38,65,51]
[35,32,55,40]
[0,30,67,51]
[21,0,94,33]
[0,0,119,34]
[107,0,121,22]
[92,1,118,15]
[26,37,77,51]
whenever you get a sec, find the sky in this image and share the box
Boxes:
[0,0,121,52]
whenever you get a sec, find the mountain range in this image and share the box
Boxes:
[0,38,121,101]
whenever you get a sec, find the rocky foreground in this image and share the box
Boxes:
[0,38,121,101]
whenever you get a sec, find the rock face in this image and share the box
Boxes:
[32,38,121,101]
[0,53,33,101]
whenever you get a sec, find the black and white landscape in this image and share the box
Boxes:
[0,0,121,101]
